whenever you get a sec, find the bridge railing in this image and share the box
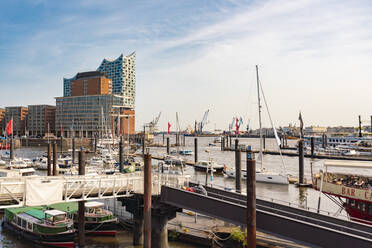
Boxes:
[0,172,191,209]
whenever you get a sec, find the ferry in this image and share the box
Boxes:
[312,161,372,224]
[3,207,75,247]
[304,135,372,148]
[48,201,118,236]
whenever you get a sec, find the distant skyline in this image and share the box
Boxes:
[1,0,371,131]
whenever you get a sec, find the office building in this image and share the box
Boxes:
[27,105,56,137]
[0,108,5,135]
[56,94,135,138]
[5,106,28,136]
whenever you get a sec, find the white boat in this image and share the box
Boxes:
[224,168,288,184]
[225,66,288,185]
[194,160,224,173]
[0,167,36,177]
[164,155,185,166]
[8,159,29,169]
[90,157,104,167]
[0,159,6,166]
[33,157,48,170]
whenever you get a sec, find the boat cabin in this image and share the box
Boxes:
[44,210,68,225]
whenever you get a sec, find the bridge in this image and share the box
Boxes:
[161,183,372,248]
[0,172,190,208]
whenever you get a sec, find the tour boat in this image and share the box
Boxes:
[48,201,118,236]
[312,161,372,224]
[194,160,224,173]
[3,207,75,247]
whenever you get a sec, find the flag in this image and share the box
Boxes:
[168,122,171,134]
[236,117,239,135]
[273,127,281,147]
[6,118,12,135]
[299,112,304,138]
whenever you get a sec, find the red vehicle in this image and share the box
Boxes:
[313,161,372,224]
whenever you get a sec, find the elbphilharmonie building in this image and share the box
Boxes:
[63,52,136,109]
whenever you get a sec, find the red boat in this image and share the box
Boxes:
[312,161,372,224]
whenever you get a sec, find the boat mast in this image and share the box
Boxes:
[256,65,263,170]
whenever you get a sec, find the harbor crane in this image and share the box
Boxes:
[195,110,209,135]
[145,111,162,134]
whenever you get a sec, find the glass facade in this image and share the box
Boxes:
[56,94,124,138]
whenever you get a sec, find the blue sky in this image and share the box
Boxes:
[1,0,372,131]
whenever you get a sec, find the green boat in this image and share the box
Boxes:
[3,206,75,247]
[48,201,118,236]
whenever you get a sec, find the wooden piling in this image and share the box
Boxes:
[235,139,241,193]
[194,138,198,163]
[119,137,123,173]
[311,137,315,158]
[78,151,86,247]
[53,142,57,176]
[246,149,256,248]
[72,138,75,164]
[166,137,170,154]
[10,139,14,160]
[144,153,152,248]
[47,143,52,176]
[298,139,304,184]
[263,135,266,150]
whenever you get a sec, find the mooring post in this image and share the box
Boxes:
[10,139,14,160]
[263,135,266,150]
[194,138,198,163]
[72,137,75,164]
[142,137,145,155]
[144,153,152,248]
[235,139,241,193]
[221,137,224,151]
[53,142,58,176]
[166,137,170,154]
[162,133,165,145]
[298,139,304,184]
[78,151,86,247]
[310,137,315,158]
[94,134,97,154]
[235,139,242,193]
[246,146,256,248]
[47,143,52,176]
[183,134,186,146]
[229,135,232,148]
[60,136,63,154]
[119,137,123,173]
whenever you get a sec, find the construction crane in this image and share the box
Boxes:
[196,109,209,135]
[146,111,162,134]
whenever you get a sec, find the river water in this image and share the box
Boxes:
[0,135,360,247]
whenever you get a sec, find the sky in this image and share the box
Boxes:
[1,0,372,131]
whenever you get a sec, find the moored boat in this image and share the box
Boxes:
[3,207,75,247]
[313,161,372,224]
[48,201,118,236]
[194,160,224,173]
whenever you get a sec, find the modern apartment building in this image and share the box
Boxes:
[70,71,112,96]
[63,52,136,109]
[27,105,56,137]
[5,106,28,136]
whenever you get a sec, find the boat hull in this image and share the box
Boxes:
[194,165,224,173]
[224,170,289,184]
[3,221,75,248]
[77,220,117,236]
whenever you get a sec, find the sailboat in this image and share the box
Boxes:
[224,65,289,185]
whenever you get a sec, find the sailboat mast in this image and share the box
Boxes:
[256,65,263,170]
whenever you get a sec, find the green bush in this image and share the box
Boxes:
[230,227,247,247]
